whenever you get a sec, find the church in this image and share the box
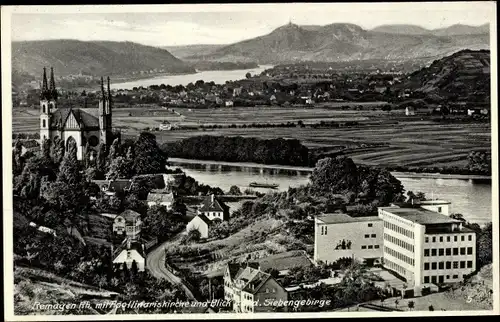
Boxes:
[39,67,113,160]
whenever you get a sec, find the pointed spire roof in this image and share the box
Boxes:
[107,76,112,102]
[49,67,58,100]
[101,76,106,99]
[42,67,48,91]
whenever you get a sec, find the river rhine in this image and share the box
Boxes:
[111,65,273,89]
[168,159,492,224]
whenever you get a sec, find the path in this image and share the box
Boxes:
[146,231,197,301]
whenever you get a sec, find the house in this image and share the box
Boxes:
[405,106,415,116]
[216,97,224,105]
[147,191,175,209]
[159,121,173,131]
[113,209,142,240]
[254,251,313,277]
[223,263,288,313]
[225,100,234,107]
[314,213,384,265]
[305,98,314,105]
[105,179,134,196]
[233,87,242,97]
[197,194,230,221]
[186,214,212,239]
[112,238,146,271]
[378,204,476,296]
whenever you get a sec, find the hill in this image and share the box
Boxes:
[195,23,489,64]
[162,44,225,59]
[371,23,490,36]
[395,49,490,102]
[12,40,196,80]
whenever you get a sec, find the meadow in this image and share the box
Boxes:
[12,104,491,169]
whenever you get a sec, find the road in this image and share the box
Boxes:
[146,231,197,301]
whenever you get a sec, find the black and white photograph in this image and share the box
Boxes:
[1,2,498,319]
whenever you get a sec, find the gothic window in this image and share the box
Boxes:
[42,105,46,114]
[42,119,46,128]
[66,136,76,152]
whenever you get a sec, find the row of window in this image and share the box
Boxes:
[425,235,473,243]
[424,275,459,284]
[424,260,473,270]
[384,233,414,252]
[361,245,380,250]
[364,234,377,238]
[384,221,414,239]
[385,258,406,276]
[423,247,473,257]
[243,293,253,300]
[320,226,328,235]
[384,246,415,266]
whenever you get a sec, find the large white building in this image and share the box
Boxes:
[378,206,476,295]
[314,213,384,265]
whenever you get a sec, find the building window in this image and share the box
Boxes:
[368,245,373,249]
[468,235,472,241]
[460,261,466,269]
[446,248,451,256]
[453,248,459,255]
[361,245,366,249]
[424,263,430,270]
[438,248,444,256]
[454,236,458,242]
[368,223,373,227]
[453,261,459,269]
[460,248,466,255]
[437,206,442,213]
[467,247,473,255]
[453,275,459,279]
[321,226,324,235]
[371,234,376,238]
[374,245,379,249]
[467,261,473,268]
[431,262,437,270]
[127,251,131,259]
[364,234,369,238]
[42,119,46,128]
[425,237,429,243]
[431,249,437,256]
[446,261,451,269]
[325,226,328,235]
[424,276,430,283]
[446,275,450,280]
[424,249,430,257]
[432,237,436,242]
[439,262,444,269]
[461,235,465,241]
[447,236,451,242]
[431,276,437,284]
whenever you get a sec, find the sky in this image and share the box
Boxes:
[8,3,496,47]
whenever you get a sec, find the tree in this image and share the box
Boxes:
[407,300,415,311]
[106,156,133,180]
[395,299,399,309]
[186,228,201,243]
[57,139,81,185]
[133,132,167,175]
[449,213,466,222]
[228,185,242,195]
[246,72,252,79]
[477,222,492,268]
[50,137,65,165]
[96,143,108,177]
[41,138,51,160]
[108,138,121,162]
[310,157,359,196]
[428,305,434,311]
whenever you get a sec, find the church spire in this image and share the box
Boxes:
[42,67,48,91]
[101,76,106,99]
[107,76,112,103]
[49,67,58,100]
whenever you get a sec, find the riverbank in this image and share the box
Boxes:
[168,158,492,180]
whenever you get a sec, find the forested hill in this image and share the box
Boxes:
[12,40,195,79]
[395,49,490,103]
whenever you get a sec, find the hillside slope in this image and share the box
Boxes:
[162,44,224,59]
[371,23,489,36]
[198,23,489,64]
[12,40,195,79]
[395,49,490,102]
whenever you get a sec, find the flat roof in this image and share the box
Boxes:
[420,200,452,205]
[317,213,381,224]
[380,207,461,225]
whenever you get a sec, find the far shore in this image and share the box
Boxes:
[167,157,492,181]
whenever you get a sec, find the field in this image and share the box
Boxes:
[12,104,491,168]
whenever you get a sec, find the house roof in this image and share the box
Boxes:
[379,207,461,225]
[113,238,145,259]
[118,209,141,222]
[191,214,212,226]
[199,195,229,213]
[108,179,133,193]
[242,271,271,294]
[226,263,241,280]
[316,213,381,224]
[255,251,313,272]
[147,191,175,203]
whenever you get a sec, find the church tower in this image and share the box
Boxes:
[98,76,113,145]
[40,67,57,142]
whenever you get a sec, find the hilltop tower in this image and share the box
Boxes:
[39,67,58,142]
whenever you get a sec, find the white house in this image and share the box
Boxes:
[147,191,175,209]
[159,121,173,131]
[405,106,416,116]
[113,209,142,240]
[225,100,234,107]
[112,238,146,271]
[197,194,230,221]
[186,214,212,239]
